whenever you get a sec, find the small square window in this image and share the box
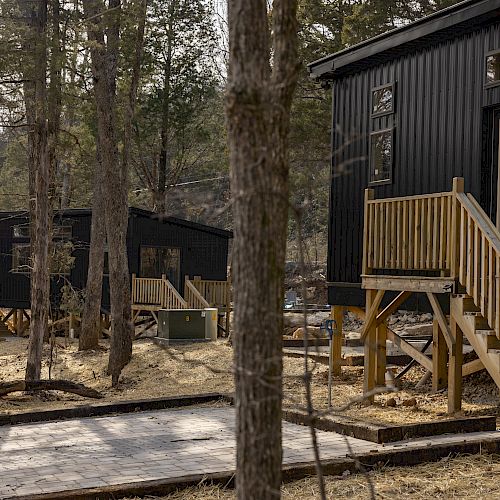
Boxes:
[486,52,500,85]
[53,224,72,240]
[369,129,393,185]
[371,84,393,116]
[13,224,30,238]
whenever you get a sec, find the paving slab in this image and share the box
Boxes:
[0,407,499,499]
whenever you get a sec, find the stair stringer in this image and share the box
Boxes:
[450,296,500,389]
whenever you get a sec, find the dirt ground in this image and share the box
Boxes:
[127,453,500,500]
[1,337,499,425]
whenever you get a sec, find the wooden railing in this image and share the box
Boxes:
[456,192,500,335]
[190,276,230,308]
[363,190,453,273]
[362,178,500,338]
[184,279,210,309]
[131,274,187,309]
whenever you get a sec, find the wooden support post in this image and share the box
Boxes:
[375,322,387,387]
[17,310,23,337]
[13,310,18,336]
[448,315,463,413]
[363,290,378,403]
[69,313,75,339]
[331,306,343,376]
[450,177,464,278]
[362,188,375,275]
[432,318,448,391]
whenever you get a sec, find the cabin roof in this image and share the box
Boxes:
[0,207,233,239]
[308,0,500,80]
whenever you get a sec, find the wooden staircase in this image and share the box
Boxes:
[451,294,500,388]
[360,177,500,412]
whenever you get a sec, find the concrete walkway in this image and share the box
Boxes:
[0,407,499,498]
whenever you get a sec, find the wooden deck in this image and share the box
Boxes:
[131,275,231,337]
[350,177,500,413]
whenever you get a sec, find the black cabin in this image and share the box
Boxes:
[308,0,500,307]
[0,208,231,310]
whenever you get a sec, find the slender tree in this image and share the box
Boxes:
[19,0,51,382]
[226,1,298,498]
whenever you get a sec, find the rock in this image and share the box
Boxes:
[292,326,325,339]
[420,313,433,322]
[385,397,397,407]
[402,397,417,407]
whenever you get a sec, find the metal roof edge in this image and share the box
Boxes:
[308,0,500,79]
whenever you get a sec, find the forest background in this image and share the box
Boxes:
[0,0,461,266]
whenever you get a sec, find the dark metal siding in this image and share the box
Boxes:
[329,21,500,305]
[128,214,229,295]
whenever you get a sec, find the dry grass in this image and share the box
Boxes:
[0,337,499,424]
[126,454,500,499]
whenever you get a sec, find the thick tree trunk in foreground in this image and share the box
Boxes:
[22,0,51,382]
[225,1,298,498]
[80,154,105,351]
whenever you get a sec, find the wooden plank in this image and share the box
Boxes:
[448,315,463,414]
[385,202,391,268]
[432,197,439,269]
[432,319,448,391]
[459,204,466,285]
[396,200,402,268]
[462,358,484,377]
[379,203,385,268]
[450,178,464,278]
[425,196,432,269]
[375,323,387,386]
[481,236,488,318]
[474,223,480,305]
[496,256,500,339]
[390,201,397,268]
[467,214,474,296]
[363,290,377,403]
[373,196,380,269]
[409,199,415,268]
[439,195,446,269]
[446,193,452,270]
[414,198,421,269]
[386,328,433,372]
[402,199,409,269]
[426,292,454,352]
[376,291,412,326]
[365,191,451,203]
[361,290,385,342]
[488,245,495,329]
[361,275,455,294]
[420,199,429,269]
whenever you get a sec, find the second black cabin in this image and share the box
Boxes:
[0,207,232,310]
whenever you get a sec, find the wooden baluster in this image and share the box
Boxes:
[432,197,439,269]
[414,198,421,269]
[474,224,480,305]
[488,245,495,328]
[363,189,374,274]
[426,197,432,269]
[459,205,466,285]
[481,236,488,318]
[446,194,452,271]
[467,215,473,296]
[420,197,427,269]
[401,200,410,269]
[439,196,446,269]
[408,199,414,268]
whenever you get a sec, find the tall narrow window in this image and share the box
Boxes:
[486,51,500,86]
[371,84,393,116]
[369,129,393,184]
[12,243,31,273]
[140,247,181,288]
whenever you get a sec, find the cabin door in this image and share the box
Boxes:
[483,107,500,227]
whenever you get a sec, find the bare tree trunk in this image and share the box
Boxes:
[225,1,298,498]
[83,0,145,382]
[19,0,51,382]
[79,149,105,351]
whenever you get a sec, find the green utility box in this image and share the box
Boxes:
[157,308,218,342]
